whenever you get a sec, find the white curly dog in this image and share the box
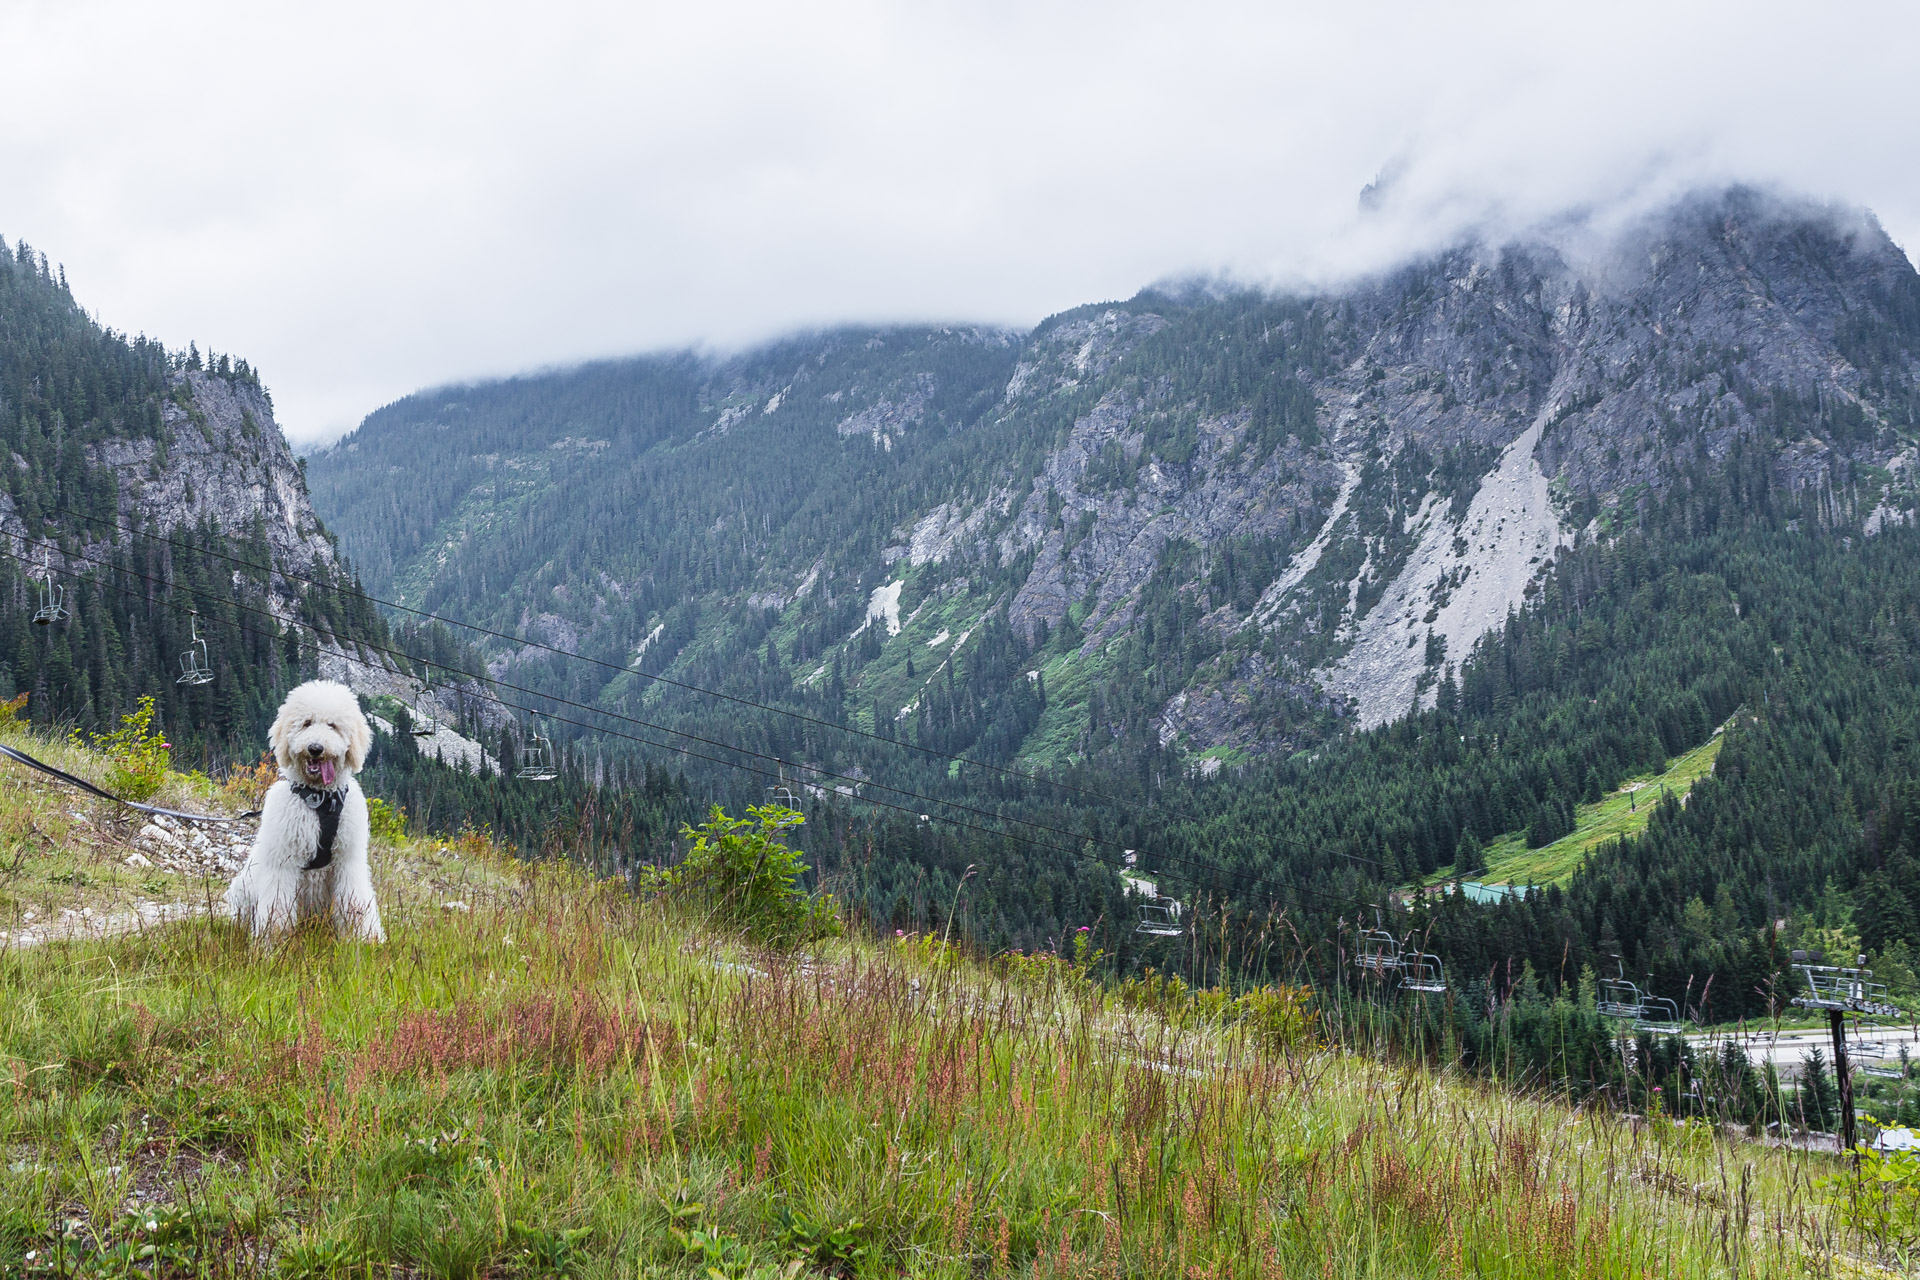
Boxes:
[225,680,385,942]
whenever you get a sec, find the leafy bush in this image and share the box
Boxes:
[366,797,409,843]
[75,695,170,802]
[1825,1116,1920,1262]
[0,691,27,730]
[639,804,839,948]
[220,751,280,812]
[775,1208,875,1276]
[1234,983,1317,1051]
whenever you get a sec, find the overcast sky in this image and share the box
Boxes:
[3,1,1916,446]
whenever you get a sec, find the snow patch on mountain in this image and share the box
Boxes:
[858,580,904,638]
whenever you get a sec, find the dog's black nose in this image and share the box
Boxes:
[307,743,325,756]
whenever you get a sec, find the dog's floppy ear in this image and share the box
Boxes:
[268,699,299,771]
[343,704,372,774]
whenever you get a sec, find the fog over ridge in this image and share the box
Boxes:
[0,1,1913,444]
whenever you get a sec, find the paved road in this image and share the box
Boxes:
[1687,1022,1920,1078]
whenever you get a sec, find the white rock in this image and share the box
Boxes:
[125,852,153,869]
[442,900,469,912]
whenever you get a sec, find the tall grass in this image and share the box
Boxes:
[0,839,1864,1279]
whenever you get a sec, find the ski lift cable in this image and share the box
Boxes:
[5,534,1345,886]
[4,542,1376,905]
[0,539,1407,920]
[39,505,1397,871]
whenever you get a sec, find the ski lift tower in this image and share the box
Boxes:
[31,551,67,626]
[1792,952,1899,1158]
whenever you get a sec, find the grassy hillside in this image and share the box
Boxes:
[0,726,1893,1278]
[1429,729,1728,893]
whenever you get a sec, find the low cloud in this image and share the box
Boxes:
[1,0,1914,445]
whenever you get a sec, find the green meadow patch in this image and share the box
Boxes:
[1435,731,1726,892]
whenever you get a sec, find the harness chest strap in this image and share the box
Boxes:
[291,785,345,871]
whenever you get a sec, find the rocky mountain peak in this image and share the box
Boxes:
[307,187,1920,771]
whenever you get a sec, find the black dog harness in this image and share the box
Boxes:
[291,785,346,871]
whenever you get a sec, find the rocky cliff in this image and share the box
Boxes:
[308,187,1920,768]
[0,243,467,749]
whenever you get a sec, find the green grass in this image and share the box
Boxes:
[0,725,1880,1278]
[1432,731,1727,890]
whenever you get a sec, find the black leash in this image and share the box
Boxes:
[0,741,259,825]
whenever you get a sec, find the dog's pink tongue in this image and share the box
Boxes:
[318,759,336,786]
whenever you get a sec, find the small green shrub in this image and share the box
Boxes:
[775,1208,875,1275]
[506,1221,592,1278]
[75,695,170,803]
[366,797,409,843]
[1234,983,1317,1052]
[276,1233,359,1280]
[639,804,839,949]
[1825,1114,1920,1259]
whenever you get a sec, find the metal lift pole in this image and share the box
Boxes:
[1792,954,1892,1161]
[1830,1008,1857,1159]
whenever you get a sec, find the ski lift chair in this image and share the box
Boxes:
[1597,960,1684,1032]
[1851,1028,1904,1079]
[175,613,214,686]
[1354,924,1404,979]
[515,726,558,781]
[1136,897,1183,937]
[32,553,67,625]
[1399,946,1447,994]
[1634,992,1683,1034]
[1596,968,1646,1021]
[1843,1028,1904,1074]
[409,673,440,736]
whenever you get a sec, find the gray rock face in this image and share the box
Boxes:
[0,368,344,666]
[0,371,338,620]
[310,187,1920,764]
[1001,190,1920,745]
[94,372,335,575]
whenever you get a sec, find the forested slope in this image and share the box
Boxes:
[296,187,1920,1030]
[0,237,384,760]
